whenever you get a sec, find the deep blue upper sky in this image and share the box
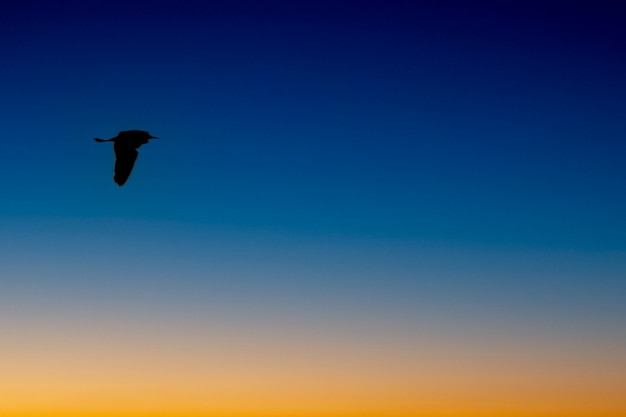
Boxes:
[1,0,625,250]
[2,1,624,247]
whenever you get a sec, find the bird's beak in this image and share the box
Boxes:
[149,136,159,139]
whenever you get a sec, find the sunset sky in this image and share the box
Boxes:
[1,1,625,416]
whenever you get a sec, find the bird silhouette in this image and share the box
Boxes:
[94,130,158,186]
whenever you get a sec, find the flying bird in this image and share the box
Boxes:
[94,130,158,186]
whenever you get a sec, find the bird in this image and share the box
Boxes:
[94,130,158,186]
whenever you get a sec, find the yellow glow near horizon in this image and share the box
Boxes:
[2,313,625,417]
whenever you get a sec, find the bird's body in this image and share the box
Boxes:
[94,130,158,186]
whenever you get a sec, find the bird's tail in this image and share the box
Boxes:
[93,138,110,142]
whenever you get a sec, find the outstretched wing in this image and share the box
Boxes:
[113,141,139,186]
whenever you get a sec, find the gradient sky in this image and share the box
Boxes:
[1,1,625,416]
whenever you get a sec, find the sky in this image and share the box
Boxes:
[1,1,625,416]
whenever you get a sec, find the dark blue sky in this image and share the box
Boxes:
[2,0,625,250]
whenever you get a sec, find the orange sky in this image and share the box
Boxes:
[2,313,625,417]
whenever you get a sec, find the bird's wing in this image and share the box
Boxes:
[113,142,139,186]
